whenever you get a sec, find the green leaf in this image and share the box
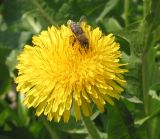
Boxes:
[146,46,160,89]
[0,127,35,139]
[0,109,11,126]
[21,14,42,34]
[3,0,33,25]
[28,0,56,26]
[99,18,122,33]
[115,36,130,55]
[96,0,119,23]
[107,101,139,139]
[0,31,31,96]
[29,122,43,139]
[146,0,160,29]
[55,3,71,23]
[121,95,143,104]
[17,93,30,127]
[115,28,144,56]
[135,116,150,126]
[0,31,20,60]
[135,107,160,127]
[56,117,87,134]
[125,54,142,96]
[149,89,160,101]
[41,118,69,139]
[82,115,101,139]
[0,64,10,96]
[5,50,20,79]
[0,100,21,126]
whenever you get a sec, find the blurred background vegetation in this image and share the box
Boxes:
[0,0,160,139]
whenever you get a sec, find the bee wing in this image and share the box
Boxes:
[67,20,73,26]
[79,16,87,23]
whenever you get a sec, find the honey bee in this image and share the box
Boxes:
[68,20,89,49]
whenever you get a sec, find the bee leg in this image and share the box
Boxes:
[72,38,76,46]
[69,35,76,47]
[78,48,82,55]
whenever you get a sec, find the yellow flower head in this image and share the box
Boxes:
[15,21,127,123]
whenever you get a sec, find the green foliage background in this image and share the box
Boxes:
[0,0,160,139]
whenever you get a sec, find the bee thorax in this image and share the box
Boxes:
[77,34,89,48]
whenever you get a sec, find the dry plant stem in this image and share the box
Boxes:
[82,115,101,139]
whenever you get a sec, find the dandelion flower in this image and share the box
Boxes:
[15,21,127,123]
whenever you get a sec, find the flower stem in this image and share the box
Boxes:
[124,0,130,26]
[42,119,61,139]
[142,0,152,138]
[82,115,101,139]
[142,28,151,139]
[143,0,151,18]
